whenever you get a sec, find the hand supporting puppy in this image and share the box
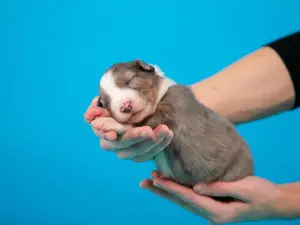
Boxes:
[84,96,173,162]
[141,171,300,224]
[84,97,300,224]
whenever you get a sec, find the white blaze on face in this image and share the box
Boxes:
[100,64,177,124]
[99,70,147,123]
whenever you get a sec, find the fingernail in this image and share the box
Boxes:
[153,180,162,188]
[140,131,150,137]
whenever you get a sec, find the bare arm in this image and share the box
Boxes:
[276,182,300,219]
[191,46,296,125]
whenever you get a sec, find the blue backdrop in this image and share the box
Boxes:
[1,0,300,225]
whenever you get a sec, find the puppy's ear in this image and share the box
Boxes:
[133,59,155,73]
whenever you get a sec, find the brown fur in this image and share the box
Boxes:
[137,85,254,187]
[98,87,111,109]
[99,60,161,110]
[99,60,254,197]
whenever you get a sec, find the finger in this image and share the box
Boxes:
[132,134,172,162]
[100,126,153,150]
[103,131,118,141]
[132,125,173,162]
[90,96,100,107]
[85,107,110,123]
[84,96,110,123]
[148,174,248,224]
[142,174,217,222]
[193,179,251,202]
[152,177,223,213]
[131,125,173,162]
[91,117,127,135]
[117,127,172,160]
[92,127,105,138]
[140,179,199,215]
[152,124,173,138]
[151,170,171,180]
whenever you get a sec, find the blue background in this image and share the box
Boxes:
[1,0,300,224]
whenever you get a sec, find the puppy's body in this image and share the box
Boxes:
[138,84,253,187]
[98,59,254,189]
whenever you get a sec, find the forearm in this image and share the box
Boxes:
[190,46,296,125]
[275,182,300,219]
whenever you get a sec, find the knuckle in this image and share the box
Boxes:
[143,126,153,133]
[100,140,111,150]
[102,122,111,131]
[106,117,115,122]
[159,124,169,130]
[117,152,127,159]
[92,128,103,137]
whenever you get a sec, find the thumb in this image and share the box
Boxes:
[91,96,100,107]
[193,179,251,202]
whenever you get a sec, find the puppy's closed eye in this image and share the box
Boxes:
[127,77,141,89]
[125,75,136,85]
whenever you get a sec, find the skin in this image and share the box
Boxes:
[84,46,300,223]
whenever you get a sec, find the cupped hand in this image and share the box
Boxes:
[140,171,285,224]
[84,96,173,162]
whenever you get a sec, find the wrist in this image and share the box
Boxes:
[274,184,300,219]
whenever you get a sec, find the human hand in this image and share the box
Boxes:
[84,96,174,162]
[140,171,286,224]
[84,96,120,140]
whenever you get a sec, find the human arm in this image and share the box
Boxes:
[277,182,300,219]
[85,31,300,160]
[191,32,300,124]
[85,31,300,223]
[139,32,300,223]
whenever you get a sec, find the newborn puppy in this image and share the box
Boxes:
[97,59,254,196]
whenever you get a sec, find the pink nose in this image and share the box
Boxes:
[120,101,132,113]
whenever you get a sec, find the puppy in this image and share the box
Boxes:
[96,59,254,198]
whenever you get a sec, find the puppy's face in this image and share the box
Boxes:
[98,59,162,124]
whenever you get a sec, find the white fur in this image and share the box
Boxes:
[151,64,165,77]
[100,65,176,124]
[151,64,177,106]
[100,64,176,178]
[100,70,145,123]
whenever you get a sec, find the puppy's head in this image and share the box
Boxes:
[98,59,165,124]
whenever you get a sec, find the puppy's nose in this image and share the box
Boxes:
[120,101,132,113]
